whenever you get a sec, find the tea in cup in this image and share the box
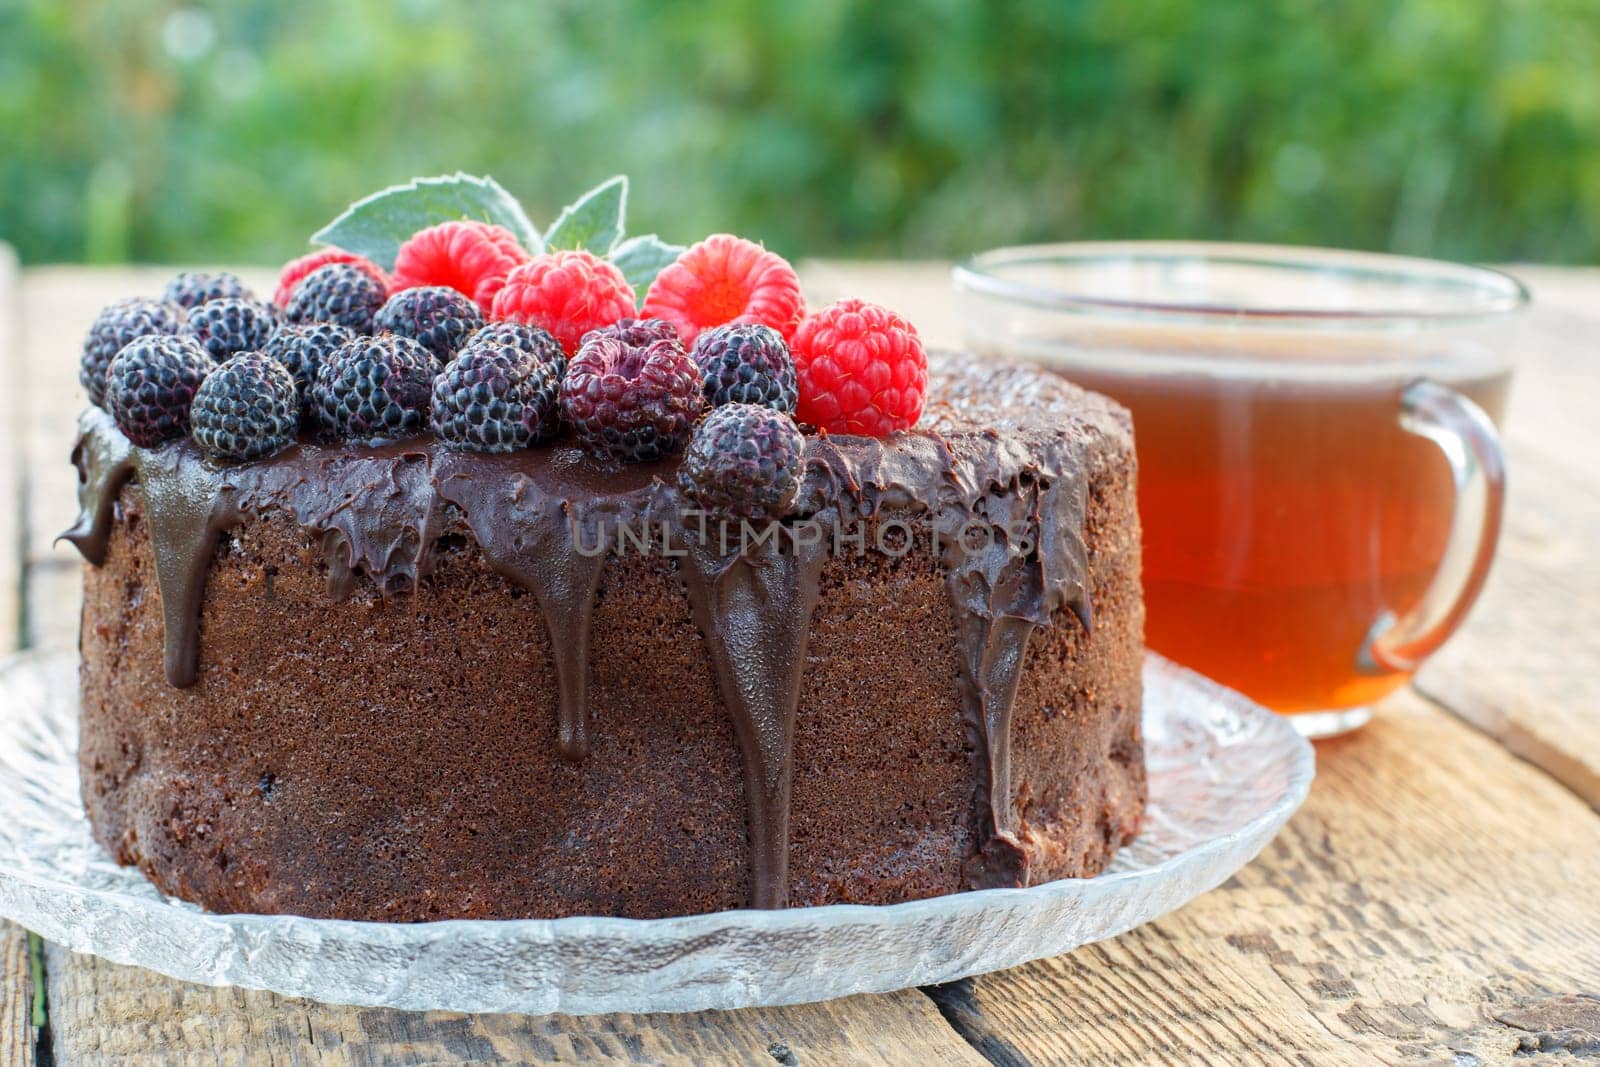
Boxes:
[955,243,1525,736]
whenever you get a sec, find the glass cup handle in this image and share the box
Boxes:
[1359,379,1507,675]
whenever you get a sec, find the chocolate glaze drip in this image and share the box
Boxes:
[133,447,238,687]
[60,410,136,566]
[435,457,612,761]
[677,529,829,908]
[951,613,1036,884]
[65,411,453,685]
[65,354,1127,905]
[936,453,1090,888]
[62,410,237,685]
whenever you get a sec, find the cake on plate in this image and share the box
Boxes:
[63,176,1146,921]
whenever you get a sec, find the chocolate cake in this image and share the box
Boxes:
[66,351,1145,921]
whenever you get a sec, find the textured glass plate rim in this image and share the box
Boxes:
[0,649,1314,1016]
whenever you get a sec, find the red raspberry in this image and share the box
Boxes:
[791,299,927,437]
[274,250,388,309]
[490,251,637,355]
[641,235,805,347]
[391,221,530,314]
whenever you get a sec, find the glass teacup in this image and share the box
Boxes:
[954,243,1527,737]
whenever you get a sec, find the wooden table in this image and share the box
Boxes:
[2,259,1597,1066]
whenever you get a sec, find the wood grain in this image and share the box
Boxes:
[0,926,36,1067]
[40,941,982,1067]
[950,688,1600,1065]
[1494,993,1600,1056]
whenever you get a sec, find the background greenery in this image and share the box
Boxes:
[2,0,1596,266]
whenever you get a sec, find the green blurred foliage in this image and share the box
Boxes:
[1,0,1596,265]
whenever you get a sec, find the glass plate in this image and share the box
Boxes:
[0,650,1313,1015]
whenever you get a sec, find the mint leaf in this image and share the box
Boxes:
[543,176,627,254]
[311,173,541,270]
[610,234,684,299]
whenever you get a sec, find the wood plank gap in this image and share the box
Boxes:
[1409,681,1600,813]
[921,979,1035,1067]
[26,935,49,1067]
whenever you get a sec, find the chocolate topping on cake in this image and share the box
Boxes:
[65,352,1133,909]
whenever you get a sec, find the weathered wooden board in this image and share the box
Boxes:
[949,688,1600,1065]
[0,926,35,1067]
[40,941,983,1067]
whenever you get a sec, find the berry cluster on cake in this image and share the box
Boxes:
[65,175,1146,921]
